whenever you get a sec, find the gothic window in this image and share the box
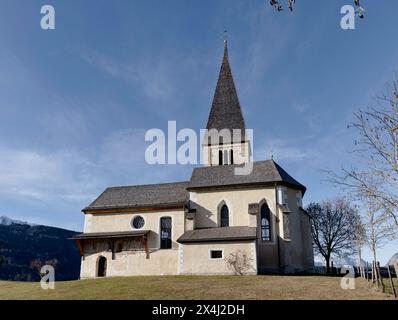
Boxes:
[223,150,228,165]
[220,204,229,227]
[160,217,172,249]
[219,150,223,165]
[277,187,287,205]
[296,191,303,207]
[261,203,272,241]
[230,150,234,164]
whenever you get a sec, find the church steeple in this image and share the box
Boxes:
[203,39,250,167]
[206,39,246,136]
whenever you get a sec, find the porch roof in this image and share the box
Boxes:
[177,226,256,244]
[71,230,150,240]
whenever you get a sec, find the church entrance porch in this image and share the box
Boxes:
[73,230,181,278]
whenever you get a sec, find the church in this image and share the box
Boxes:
[73,41,314,278]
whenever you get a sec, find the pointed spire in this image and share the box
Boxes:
[206,37,246,142]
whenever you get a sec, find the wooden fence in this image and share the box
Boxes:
[357,260,398,298]
[313,261,398,298]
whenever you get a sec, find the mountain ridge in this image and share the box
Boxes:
[0,215,34,226]
[0,219,81,281]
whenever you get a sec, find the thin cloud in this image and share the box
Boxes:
[81,51,175,100]
[0,146,101,203]
[256,137,313,162]
[0,126,192,207]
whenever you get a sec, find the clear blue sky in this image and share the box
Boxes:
[0,0,397,263]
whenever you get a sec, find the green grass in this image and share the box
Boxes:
[0,275,394,300]
[382,277,398,297]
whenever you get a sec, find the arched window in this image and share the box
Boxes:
[220,205,229,227]
[218,150,223,165]
[97,256,107,277]
[160,217,172,249]
[230,149,234,164]
[261,203,272,241]
[223,150,228,165]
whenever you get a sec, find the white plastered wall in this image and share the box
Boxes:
[190,187,276,229]
[180,241,257,275]
[80,208,184,278]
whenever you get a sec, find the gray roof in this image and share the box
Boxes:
[205,41,246,142]
[72,230,150,240]
[188,160,306,193]
[84,161,305,211]
[177,226,256,243]
[83,181,189,212]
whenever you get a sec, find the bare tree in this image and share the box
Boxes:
[363,196,396,265]
[352,214,367,276]
[225,250,253,275]
[328,75,398,225]
[306,198,359,275]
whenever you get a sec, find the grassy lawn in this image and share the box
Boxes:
[0,275,393,300]
[383,277,398,297]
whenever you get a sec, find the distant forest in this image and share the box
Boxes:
[0,224,80,281]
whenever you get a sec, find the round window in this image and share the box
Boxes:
[131,216,145,229]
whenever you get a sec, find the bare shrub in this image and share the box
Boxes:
[225,250,253,275]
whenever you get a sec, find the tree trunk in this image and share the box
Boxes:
[358,247,363,278]
[372,245,378,284]
[325,256,331,275]
[377,261,384,290]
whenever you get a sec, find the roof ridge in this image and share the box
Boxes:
[271,160,305,188]
[106,181,190,190]
[268,159,284,181]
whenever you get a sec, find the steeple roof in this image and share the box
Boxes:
[206,41,246,137]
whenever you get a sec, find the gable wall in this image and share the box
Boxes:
[190,187,276,229]
[190,187,281,270]
[189,185,313,273]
